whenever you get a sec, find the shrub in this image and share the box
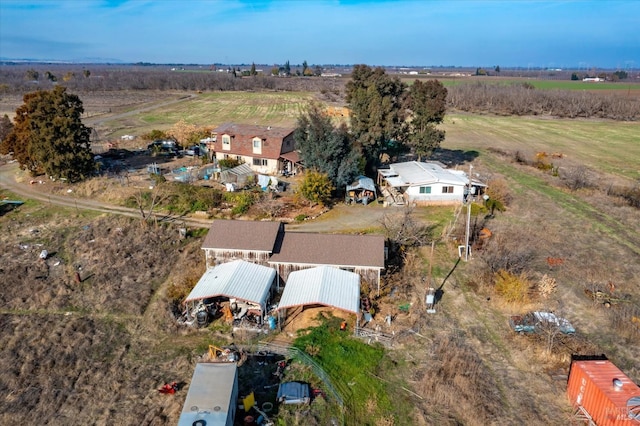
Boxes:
[298,170,334,206]
[485,178,512,207]
[165,183,224,214]
[224,191,255,216]
[478,227,536,275]
[494,269,531,304]
[560,165,593,191]
[218,158,243,169]
[141,129,169,141]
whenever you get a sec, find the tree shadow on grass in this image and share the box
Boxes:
[430,149,480,167]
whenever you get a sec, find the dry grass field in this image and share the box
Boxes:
[1,88,639,425]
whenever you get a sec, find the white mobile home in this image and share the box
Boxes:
[378,161,482,205]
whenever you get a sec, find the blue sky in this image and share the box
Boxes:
[0,0,637,68]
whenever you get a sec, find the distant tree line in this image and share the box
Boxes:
[1,65,637,122]
[0,64,341,94]
[448,82,640,121]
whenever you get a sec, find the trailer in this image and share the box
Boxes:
[178,363,238,426]
[567,355,640,425]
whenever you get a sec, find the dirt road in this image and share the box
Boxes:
[0,162,213,228]
[0,162,399,232]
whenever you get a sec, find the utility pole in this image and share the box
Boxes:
[464,164,473,261]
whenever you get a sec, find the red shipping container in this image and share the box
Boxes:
[567,356,640,425]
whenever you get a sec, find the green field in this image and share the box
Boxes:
[107,91,313,134]
[442,113,640,181]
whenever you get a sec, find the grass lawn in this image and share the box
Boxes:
[442,113,640,182]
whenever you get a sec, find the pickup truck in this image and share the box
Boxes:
[509,311,575,334]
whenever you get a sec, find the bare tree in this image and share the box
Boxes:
[478,226,537,275]
[380,205,435,263]
[559,165,593,191]
[130,183,170,226]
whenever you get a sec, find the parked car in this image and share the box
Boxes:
[509,311,575,334]
[185,146,200,156]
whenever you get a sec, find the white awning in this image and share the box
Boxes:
[277,266,360,314]
[185,260,276,312]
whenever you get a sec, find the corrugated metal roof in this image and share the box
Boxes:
[178,363,237,426]
[569,360,640,412]
[269,232,385,269]
[277,266,360,314]
[201,220,282,252]
[346,176,376,193]
[219,163,255,184]
[386,161,469,186]
[185,260,276,308]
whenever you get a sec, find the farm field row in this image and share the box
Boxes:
[97,91,314,139]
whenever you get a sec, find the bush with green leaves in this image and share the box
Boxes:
[298,170,334,206]
[224,191,256,216]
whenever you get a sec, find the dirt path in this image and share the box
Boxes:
[286,202,398,233]
[0,163,212,228]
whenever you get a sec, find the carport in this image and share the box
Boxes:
[345,175,377,205]
[185,260,276,321]
[275,266,360,332]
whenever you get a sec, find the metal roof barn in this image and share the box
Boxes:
[185,260,276,313]
[276,266,360,314]
[178,363,238,426]
[201,220,282,252]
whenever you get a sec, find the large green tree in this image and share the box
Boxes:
[294,102,362,190]
[1,86,95,182]
[404,79,447,160]
[345,64,406,171]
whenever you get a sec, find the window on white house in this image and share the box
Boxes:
[253,158,268,166]
[419,186,432,194]
[222,135,231,150]
[252,137,262,154]
[442,186,454,194]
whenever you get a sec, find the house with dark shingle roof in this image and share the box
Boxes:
[210,123,296,175]
[269,232,385,291]
[202,220,283,267]
[200,220,385,291]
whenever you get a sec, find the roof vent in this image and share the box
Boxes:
[267,126,271,130]
[613,378,623,390]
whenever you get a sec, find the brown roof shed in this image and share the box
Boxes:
[201,220,283,253]
[269,232,385,269]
